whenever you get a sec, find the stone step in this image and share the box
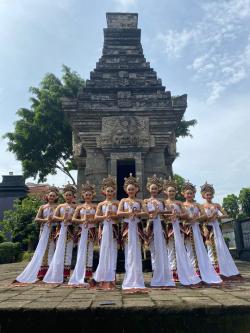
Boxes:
[0,261,250,333]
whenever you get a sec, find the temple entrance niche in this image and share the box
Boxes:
[116,159,136,199]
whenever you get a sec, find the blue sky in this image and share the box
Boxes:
[0,0,250,202]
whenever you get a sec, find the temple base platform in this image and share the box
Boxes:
[0,261,250,333]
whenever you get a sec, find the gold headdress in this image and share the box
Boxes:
[81,181,96,196]
[124,173,140,192]
[182,180,196,194]
[163,177,178,191]
[200,182,215,196]
[101,175,116,193]
[48,185,59,196]
[63,183,77,194]
[146,174,163,193]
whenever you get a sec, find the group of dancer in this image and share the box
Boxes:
[15,174,241,291]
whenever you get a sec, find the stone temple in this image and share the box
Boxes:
[63,13,187,200]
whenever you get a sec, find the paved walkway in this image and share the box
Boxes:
[0,261,250,333]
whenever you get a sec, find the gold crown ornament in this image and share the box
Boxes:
[81,181,96,196]
[63,183,77,195]
[163,177,178,192]
[200,182,215,196]
[123,173,140,192]
[181,180,196,195]
[101,175,117,193]
[146,174,163,193]
[48,185,60,196]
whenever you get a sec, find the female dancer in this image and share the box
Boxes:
[15,186,59,283]
[93,176,119,289]
[201,182,240,279]
[43,184,76,284]
[144,175,175,288]
[117,174,148,291]
[164,178,201,286]
[68,182,97,286]
[182,182,222,284]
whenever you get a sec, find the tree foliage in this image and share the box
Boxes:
[4,65,85,184]
[0,195,43,251]
[173,174,186,202]
[222,188,250,219]
[222,194,239,219]
[175,118,197,139]
[239,188,250,217]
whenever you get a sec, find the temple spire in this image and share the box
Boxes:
[106,13,138,29]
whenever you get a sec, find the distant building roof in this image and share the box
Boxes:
[26,182,50,192]
[0,173,28,195]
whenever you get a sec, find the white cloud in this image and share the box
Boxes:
[113,0,137,10]
[158,29,194,58]
[158,0,250,103]
[174,93,250,203]
[206,82,225,105]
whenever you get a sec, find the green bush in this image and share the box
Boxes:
[237,213,248,221]
[21,251,34,262]
[224,237,231,248]
[0,232,6,243]
[0,196,42,251]
[0,242,21,264]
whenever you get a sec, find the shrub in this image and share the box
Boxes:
[0,196,42,251]
[0,232,6,243]
[224,237,231,248]
[237,213,248,221]
[21,251,34,262]
[0,242,21,264]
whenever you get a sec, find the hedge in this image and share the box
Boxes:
[0,242,21,264]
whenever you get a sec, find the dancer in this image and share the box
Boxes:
[144,175,175,288]
[182,181,222,284]
[15,187,59,283]
[68,182,97,286]
[201,182,240,279]
[117,174,148,291]
[93,176,119,289]
[43,184,76,284]
[164,178,201,286]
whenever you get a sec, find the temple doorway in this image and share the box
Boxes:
[116,159,135,200]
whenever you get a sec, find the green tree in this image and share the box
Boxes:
[222,194,239,219]
[239,188,250,217]
[175,118,197,139]
[0,195,42,251]
[4,65,85,184]
[173,174,185,201]
[0,231,6,243]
